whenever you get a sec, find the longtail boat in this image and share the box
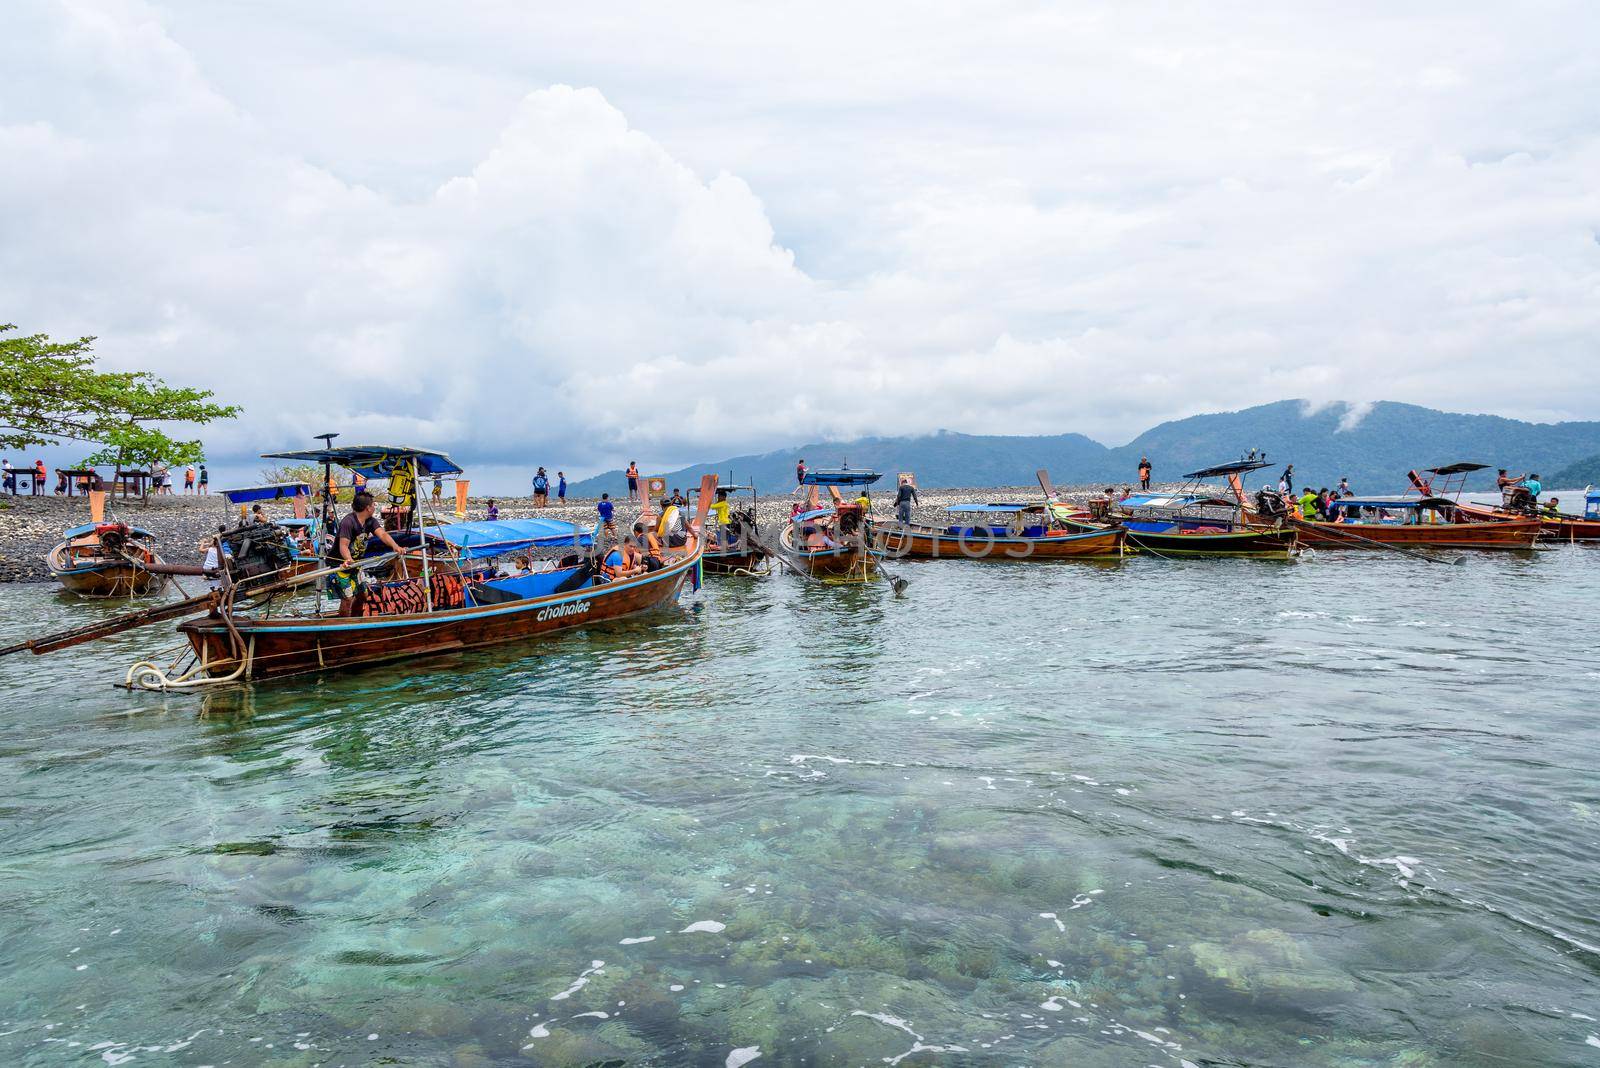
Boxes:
[1291,496,1540,550]
[1413,462,1600,543]
[45,522,168,597]
[869,502,1125,560]
[4,443,715,690]
[691,482,770,574]
[776,466,880,578]
[1062,457,1298,559]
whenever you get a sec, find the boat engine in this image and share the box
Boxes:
[95,522,133,557]
[219,521,299,582]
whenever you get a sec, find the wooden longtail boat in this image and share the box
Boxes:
[775,467,880,579]
[1122,524,1297,558]
[169,538,702,684]
[5,443,717,691]
[1071,456,1299,559]
[869,503,1126,559]
[1418,460,1600,542]
[1456,501,1600,542]
[1291,496,1540,550]
[45,522,168,597]
[690,483,770,574]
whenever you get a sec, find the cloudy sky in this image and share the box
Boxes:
[4,0,1598,489]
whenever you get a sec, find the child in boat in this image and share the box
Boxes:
[486,500,500,521]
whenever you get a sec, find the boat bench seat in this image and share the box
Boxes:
[1020,525,1046,537]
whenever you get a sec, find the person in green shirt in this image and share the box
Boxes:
[1298,489,1320,520]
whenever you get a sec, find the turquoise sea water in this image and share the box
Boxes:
[1,547,1598,1066]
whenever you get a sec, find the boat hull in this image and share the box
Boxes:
[870,522,1125,560]
[702,546,768,574]
[177,548,699,681]
[1292,516,1540,550]
[46,541,167,597]
[778,526,875,577]
[1457,502,1600,542]
[1123,525,1297,558]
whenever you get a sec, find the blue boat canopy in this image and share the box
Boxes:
[219,481,311,504]
[63,522,155,539]
[260,445,463,478]
[1118,492,1230,509]
[802,469,881,486]
[945,503,1040,513]
[425,517,591,560]
[792,507,836,522]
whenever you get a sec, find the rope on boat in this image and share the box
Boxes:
[125,637,255,691]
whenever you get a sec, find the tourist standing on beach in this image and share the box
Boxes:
[2,459,12,494]
[198,464,209,494]
[597,493,616,537]
[532,467,549,507]
[1138,456,1152,490]
[796,458,806,486]
[557,472,566,502]
[184,465,195,493]
[894,478,919,525]
[625,461,640,502]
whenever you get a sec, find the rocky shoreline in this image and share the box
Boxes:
[0,481,1163,583]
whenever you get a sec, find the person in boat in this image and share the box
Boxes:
[894,477,919,526]
[202,527,236,592]
[1337,477,1351,496]
[600,542,638,580]
[632,520,666,571]
[1298,487,1320,520]
[661,502,688,547]
[1279,465,1294,496]
[329,491,406,617]
[708,489,732,545]
[1138,456,1152,490]
[796,458,806,486]
[625,461,640,502]
[1524,473,1542,503]
[1542,497,1561,518]
[486,499,500,521]
[431,474,443,502]
[597,493,616,536]
[250,503,270,525]
[669,487,686,508]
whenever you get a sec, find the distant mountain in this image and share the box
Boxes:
[569,400,1600,497]
[1550,453,1600,487]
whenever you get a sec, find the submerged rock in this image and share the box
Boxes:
[1190,928,1356,997]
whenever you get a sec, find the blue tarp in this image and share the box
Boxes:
[427,518,591,559]
[793,507,835,523]
[945,503,1037,513]
[219,482,311,504]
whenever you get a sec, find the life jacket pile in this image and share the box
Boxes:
[357,573,467,617]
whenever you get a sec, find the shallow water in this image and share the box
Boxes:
[1,546,1598,1066]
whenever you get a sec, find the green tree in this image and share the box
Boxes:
[0,325,240,492]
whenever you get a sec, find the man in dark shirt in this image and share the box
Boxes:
[796,459,806,485]
[894,478,919,525]
[329,491,405,616]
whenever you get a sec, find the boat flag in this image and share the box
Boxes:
[89,489,105,524]
[454,479,469,518]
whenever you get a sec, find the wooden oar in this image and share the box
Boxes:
[1299,519,1465,565]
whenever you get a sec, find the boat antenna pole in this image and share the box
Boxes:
[314,432,339,618]
[415,457,433,611]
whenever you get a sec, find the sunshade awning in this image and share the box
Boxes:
[260,445,463,478]
[1182,459,1273,478]
[1329,496,1453,510]
[219,482,311,504]
[802,469,882,486]
[1425,462,1489,475]
[945,503,1040,513]
[425,518,592,559]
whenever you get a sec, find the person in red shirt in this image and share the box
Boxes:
[33,459,46,496]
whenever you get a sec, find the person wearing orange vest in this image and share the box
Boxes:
[1138,456,1152,490]
[625,461,640,502]
[633,521,665,571]
[33,459,47,496]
